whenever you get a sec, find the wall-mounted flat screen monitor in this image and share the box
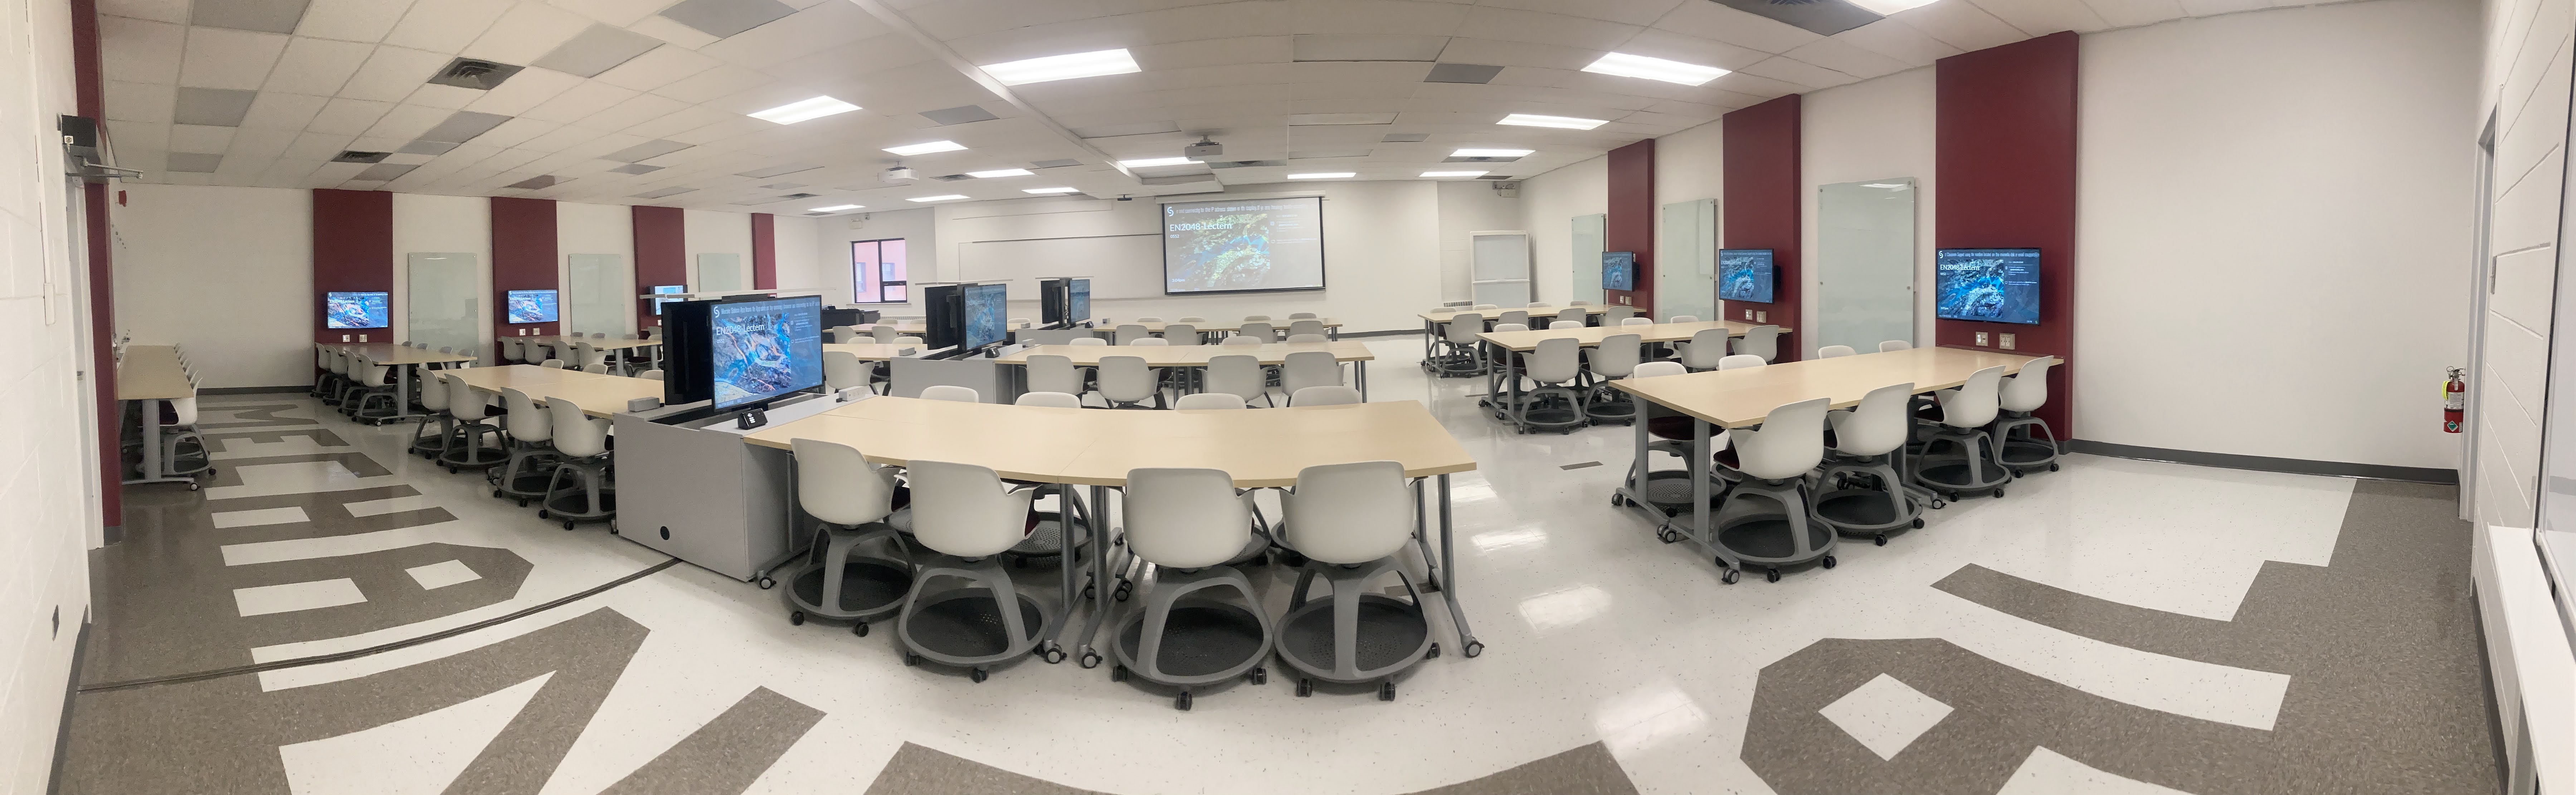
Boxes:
[1602,252,1636,291]
[1162,196,1326,294]
[1935,248,2042,325]
[325,291,389,329]
[650,285,684,315]
[963,282,1008,351]
[506,289,559,324]
[706,294,822,411]
[1717,249,1775,304]
[1068,278,1090,325]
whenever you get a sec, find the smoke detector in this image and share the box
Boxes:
[880,166,917,184]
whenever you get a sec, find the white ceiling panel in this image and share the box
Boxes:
[2174,0,2269,17]
[1832,19,1966,67]
[696,2,895,69]
[179,26,291,90]
[903,0,1110,40]
[1889,1,2031,50]
[169,123,239,152]
[104,79,177,123]
[1734,55,1860,92]
[360,102,451,139]
[542,0,663,27]
[380,0,513,53]
[461,2,598,64]
[516,123,611,153]
[2081,0,2190,27]
[591,45,722,91]
[648,63,776,104]
[238,90,330,128]
[1286,0,1472,36]
[519,80,641,123]
[295,0,412,43]
[336,45,448,102]
[227,125,303,160]
[1613,28,1775,71]
[582,92,696,131]
[1481,0,1687,27]
[263,36,373,96]
[1654,0,1823,54]
[101,0,189,24]
[625,15,724,49]
[305,97,394,135]
[1964,0,2111,34]
[462,67,584,115]
[101,15,187,84]
[281,131,357,159]
[1783,36,1917,79]
[117,122,173,152]
[1451,7,1645,50]
[401,82,487,109]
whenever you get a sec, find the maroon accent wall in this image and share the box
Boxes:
[312,189,393,343]
[633,205,686,327]
[74,0,118,528]
[1722,94,1803,362]
[491,197,559,340]
[1937,31,2078,435]
[750,213,777,290]
[1604,140,1656,314]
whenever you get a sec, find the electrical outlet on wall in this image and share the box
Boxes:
[1974,331,1989,346]
[1998,333,2016,350]
[1742,309,1753,321]
[358,334,368,342]
[340,335,350,342]
[1755,311,1766,323]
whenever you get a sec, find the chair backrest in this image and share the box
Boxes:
[1938,366,2008,428]
[1633,361,1685,379]
[893,336,924,347]
[1443,314,1483,344]
[641,369,665,380]
[1879,340,1912,352]
[442,374,489,421]
[1593,333,1642,379]
[1735,325,1781,362]
[1471,304,1498,310]
[1221,335,1262,347]
[921,385,979,403]
[1831,382,1916,457]
[1669,315,1698,324]
[1526,302,1550,308]
[1604,305,1638,323]
[907,460,1033,558]
[1555,307,1587,326]
[540,359,565,369]
[1288,312,1318,319]
[1244,314,1271,321]
[1289,385,1361,406]
[1097,356,1155,403]
[1818,345,1856,359]
[1177,316,1207,323]
[1027,354,1083,395]
[1069,336,1107,346]
[1718,354,1766,370]
[1731,397,1831,480]
[1492,323,1527,333]
[1123,468,1250,568]
[1549,321,1583,330]
[419,369,451,410]
[500,338,523,361]
[1131,337,1170,347]
[1115,324,1151,345]
[791,438,895,526]
[1286,333,1329,343]
[1174,392,1245,410]
[549,398,610,456]
[1238,321,1275,339]
[1014,391,1084,408]
[500,387,552,442]
[1497,310,1529,328]
[1163,323,1199,344]
[870,325,898,343]
[1285,461,1412,565]
[824,350,871,391]
[583,362,609,374]
[1281,350,1342,394]
[1134,316,1163,323]
[1681,329,1730,370]
[1999,357,2056,412]
[360,362,390,386]
[832,325,861,344]
[1204,355,1265,401]
[1288,319,1327,337]
[1530,338,1581,384]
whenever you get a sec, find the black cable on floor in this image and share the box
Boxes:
[77,557,682,693]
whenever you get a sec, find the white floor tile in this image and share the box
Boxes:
[233,579,367,617]
[1996,746,2195,794]
[210,506,309,528]
[345,495,437,517]
[1818,673,1954,760]
[404,560,482,590]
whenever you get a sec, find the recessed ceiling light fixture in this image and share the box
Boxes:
[1288,172,1355,179]
[883,140,966,156]
[1498,113,1608,130]
[1847,0,1944,15]
[1422,170,1488,178]
[1581,53,1730,86]
[980,49,1141,86]
[808,204,863,212]
[908,194,971,202]
[1451,148,1533,158]
[1024,186,1082,194]
[1118,156,1202,168]
[967,168,1033,178]
[749,96,861,125]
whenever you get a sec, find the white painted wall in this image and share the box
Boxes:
[1518,155,1608,304]
[1436,180,1522,303]
[2077,0,2479,470]
[682,209,753,292]
[2474,0,2572,527]
[557,201,634,333]
[1801,67,1938,352]
[4,0,94,789]
[772,214,821,293]
[111,184,312,387]
[814,207,937,311]
[390,193,492,359]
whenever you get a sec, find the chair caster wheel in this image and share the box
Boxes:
[1079,650,1102,669]
[1247,666,1267,685]
[1766,568,1781,583]
[1378,681,1396,702]
[538,510,550,519]
[1113,583,1132,601]
[608,524,618,535]
[1082,584,1096,600]
[1821,556,1837,569]
[1874,534,1888,546]
[1041,643,1065,664]
[852,621,869,637]
[1426,642,1440,659]
[1994,488,2005,498]
[1721,568,1741,585]
[902,652,920,667]
[186,483,199,491]
[970,667,988,683]
[1296,679,1314,697]
[1111,665,1129,682]
[2049,463,2061,472]
[1463,640,1483,658]
[1931,500,1947,510]
[1913,518,1925,529]
[564,521,576,531]
[447,466,458,474]
[492,489,503,498]
[758,576,775,590]
[1175,691,1191,711]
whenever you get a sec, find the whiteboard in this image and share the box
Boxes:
[958,234,1162,300]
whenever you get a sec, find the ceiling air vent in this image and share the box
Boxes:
[333,151,390,163]
[428,58,525,91]
[778,192,818,200]
[931,174,973,182]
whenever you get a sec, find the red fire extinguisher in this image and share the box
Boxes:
[2444,367,2466,433]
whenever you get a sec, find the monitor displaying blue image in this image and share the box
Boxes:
[325,291,388,329]
[650,285,684,315]
[1602,252,1636,291]
[963,283,1008,350]
[1935,248,2042,325]
[1068,279,1090,326]
[707,295,822,410]
[1718,249,1775,304]
[506,289,559,324]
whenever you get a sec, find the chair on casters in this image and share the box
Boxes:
[1604,305,1638,324]
[1990,357,2062,475]
[1677,329,1730,371]
[539,359,565,369]
[641,369,664,380]
[540,398,616,530]
[489,388,561,506]
[1096,356,1162,409]
[1205,354,1271,407]
[921,385,979,403]
[824,351,873,393]
[1015,392,1083,408]
[1584,333,1643,425]
[1115,324,1152,345]
[1110,467,1275,710]
[409,369,455,459]
[1287,319,1328,339]
[1280,350,1342,399]
[1812,383,1925,546]
[1174,393,1244,410]
[1706,397,1835,584]
[870,325,899,343]
[1163,323,1199,345]
[1495,309,1529,331]
[1515,337,1586,433]
[1555,307,1588,327]
[1069,336,1107,346]
[1878,340,1912,352]
[1623,362,1731,520]
[895,460,1059,680]
[1818,345,1856,358]
[1274,460,1435,699]
[1735,325,1782,362]
[1237,321,1275,342]
[436,374,507,473]
[1026,354,1087,406]
[1720,354,1766,371]
[160,394,213,479]
[1434,313,1486,377]
[1287,312,1318,319]
[1912,365,2010,501]
[348,362,402,424]
[785,438,914,637]
[1288,386,1360,406]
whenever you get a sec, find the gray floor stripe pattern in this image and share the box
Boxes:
[597,688,827,795]
[1737,479,2500,794]
[861,742,1641,795]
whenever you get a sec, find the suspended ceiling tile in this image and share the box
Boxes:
[1451,6,1644,50]
[1479,0,1685,27]
[418,110,514,143]
[462,2,599,65]
[517,124,608,153]
[463,66,584,115]
[1827,19,1963,67]
[1655,0,1825,53]
[100,0,189,24]
[383,0,513,52]
[626,15,724,49]
[647,63,773,104]
[262,37,373,96]
[2174,0,2268,18]
[281,130,356,160]
[294,0,411,43]
[582,92,696,131]
[305,97,395,134]
[1285,0,1474,36]
[1734,55,1859,92]
[1963,0,2110,34]
[225,125,299,159]
[179,26,291,90]
[237,91,325,129]
[520,80,642,123]
[360,103,452,140]
[167,153,227,173]
[336,45,450,102]
[534,24,666,78]
[1783,35,1915,79]
[591,44,722,91]
[1615,28,1771,71]
[698,1,893,69]
[544,0,664,27]
[903,0,1111,40]
[1290,34,1447,62]
[100,15,187,84]
[171,86,259,125]
[192,0,314,34]
[660,0,799,39]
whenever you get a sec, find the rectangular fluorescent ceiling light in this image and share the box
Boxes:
[967,168,1033,178]
[1848,0,1943,14]
[883,140,966,156]
[981,49,1140,86]
[1422,170,1488,177]
[1119,157,1201,168]
[808,204,863,212]
[909,194,971,202]
[1288,172,1355,179]
[1451,148,1533,158]
[1024,186,1081,194]
[1581,53,1730,87]
[749,96,861,125]
[1498,113,1608,130]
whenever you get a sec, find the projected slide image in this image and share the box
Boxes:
[710,303,818,408]
[1718,250,1774,303]
[1164,197,1325,293]
[325,292,388,329]
[1936,249,2042,325]
[506,290,558,324]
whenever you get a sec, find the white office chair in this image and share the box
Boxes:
[1221,335,1262,347]
[409,366,455,460]
[1289,385,1360,406]
[1245,314,1272,321]
[539,359,565,369]
[1435,313,1485,377]
[437,373,507,473]
[832,325,862,344]
[1708,397,1835,584]
[1288,319,1327,338]
[500,338,526,364]
[541,398,615,530]
[1069,337,1107,347]
[1604,305,1638,324]
[492,387,560,507]
[1026,354,1085,405]
[1818,345,1856,358]
[921,385,979,403]
[1115,324,1152,345]
[1670,315,1698,324]
[1584,333,1643,425]
[895,459,1054,679]
[870,325,899,343]
[1815,382,1926,546]
[1735,325,1781,363]
[1555,307,1587,327]
[1174,393,1245,410]
[1622,317,1654,327]
[1111,467,1274,709]
[347,362,401,424]
[1015,391,1084,408]
[1096,356,1160,409]
[1991,357,2062,475]
[159,394,212,478]
[1549,321,1583,330]
[1163,323,1200,345]
[1272,460,1435,697]
[1517,337,1585,433]
[1286,333,1329,343]
[1134,316,1163,323]
[1496,310,1530,330]
[1914,365,2010,499]
[640,369,665,380]
[1280,350,1342,398]
[1131,337,1170,346]
[785,438,912,636]
[1678,328,1730,371]
[583,362,610,374]
[1878,340,1911,352]
[1625,361,1729,518]
[1238,321,1276,341]
[1177,316,1207,323]
[1719,354,1766,370]
[1205,354,1270,407]
[824,351,873,393]
[1471,304,1498,310]
[1288,312,1318,320]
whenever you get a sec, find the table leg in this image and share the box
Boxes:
[1434,474,1480,657]
[390,363,416,419]
[1357,360,1368,401]
[1074,484,1115,669]
[1626,406,1650,509]
[1505,350,1525,428]
[123,398,191,485]
[1693,418,1719,567]
[1042,483,1080,660]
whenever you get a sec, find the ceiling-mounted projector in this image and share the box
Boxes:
[1184,136,1223,158]
[880,166,916,184]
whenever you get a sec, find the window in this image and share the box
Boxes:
[851,239,909,303]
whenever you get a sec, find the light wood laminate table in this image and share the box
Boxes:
[1472,321,1792,430]
[996,341,1378,400]
[822,343,915,361]
[448,365,664,418]
[1607,347,2053,579]
[1418,305,1621,360]
[522,335,661,371]
[743,395,1485,665]
[342,344,476,420]
[118,345,199,485]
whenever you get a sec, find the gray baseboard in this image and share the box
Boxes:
[2067,439,2459,484]
[201,386,308,395]
[46,618,90,795]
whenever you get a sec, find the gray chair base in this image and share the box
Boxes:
[351,387,401,425]
[895,555,1057,679]
[1703,477,1835,584]
[1811,454,1924,545]
[785,522,914,636]
[1991,411,2062,474]
[539,454,615,529]
[1110,565,1273,710]
[438,421,508,472]
[1582,385,1637,425]
[1914,427,2011,498]
[488,440,559,507]
[409,414,454,459]
[1514,384,1586,433]
[1274,557,1432,698]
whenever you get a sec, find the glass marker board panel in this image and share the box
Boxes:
[1657,199,1715,322]
[1572,214,1604,307]
[1815,179,1918,356]
[406,253,478,355]
[697,253,744,293]
[566,253,627,337]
